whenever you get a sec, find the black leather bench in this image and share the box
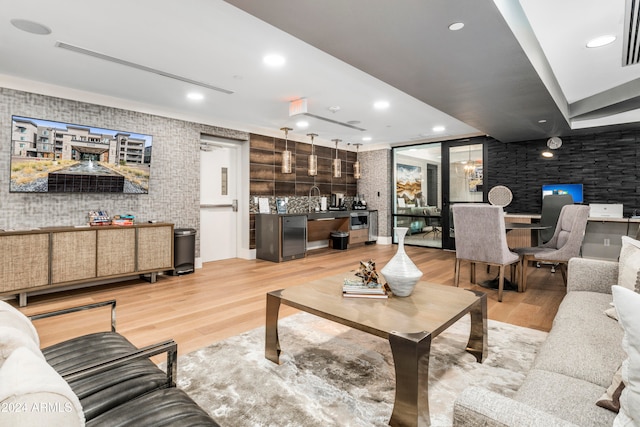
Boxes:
[30,300,219,426]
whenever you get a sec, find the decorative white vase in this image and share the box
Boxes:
[381,227,423,297]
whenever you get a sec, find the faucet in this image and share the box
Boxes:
[308,185,321,212]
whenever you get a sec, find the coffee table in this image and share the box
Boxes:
[265,274,487,427]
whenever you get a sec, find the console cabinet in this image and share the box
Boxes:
[0,233,49,292]
[0,223,174,306]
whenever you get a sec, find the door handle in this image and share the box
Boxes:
[200,202,237,212]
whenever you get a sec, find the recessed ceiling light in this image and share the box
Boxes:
[373,100,390,110]
[448,22,465,31]
[296,120,309,128]
[586,35,616,48]
[432,125,445,132]
[10,19,51,35]
[328,106,341,113]
[263,54,286,67]
[187,92,204,101]
[362,136,372,141]
[538,119,547,123]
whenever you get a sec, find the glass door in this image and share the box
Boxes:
[441,140,486,250]
[391,143,443,248]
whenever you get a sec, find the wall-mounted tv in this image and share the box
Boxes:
[10,116,152,194]
[542,183,583,203]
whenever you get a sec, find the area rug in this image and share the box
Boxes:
[174,312,547,427]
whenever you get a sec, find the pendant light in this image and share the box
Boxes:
[307,133,318,176]
[353,143,362,179]
[280,127,293,174]
[464,145,476,179]
[332,139,342,178]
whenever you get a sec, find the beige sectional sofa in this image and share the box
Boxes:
[453,248,637,426]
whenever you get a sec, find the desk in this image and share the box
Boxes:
[505,222,550,248]
[506,214,640,261]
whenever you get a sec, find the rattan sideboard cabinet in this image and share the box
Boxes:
[0,223,174,306]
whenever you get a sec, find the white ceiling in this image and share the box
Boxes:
[1,0,639,149]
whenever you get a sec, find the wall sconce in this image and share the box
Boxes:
[353,143,362,179]
[332,139,341,178]
[307,133,318,176]
[280,127,293,173]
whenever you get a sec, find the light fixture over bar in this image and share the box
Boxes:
[307,133,318,176]
[332,139,342,178]
[280,127,293,174]
[353,143,362,179]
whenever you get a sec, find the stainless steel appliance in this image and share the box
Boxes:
[350,211,369,230]
[281,215,307,260]
[256,214,306,262]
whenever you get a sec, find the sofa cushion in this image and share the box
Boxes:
[534,291,624,388]
[0,346,85,427]
[515,369,615,427]
[617,236,640,291]
[612,286,640,426]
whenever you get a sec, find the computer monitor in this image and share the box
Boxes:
[541,183,583,203]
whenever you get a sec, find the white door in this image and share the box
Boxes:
[200,138,238,263]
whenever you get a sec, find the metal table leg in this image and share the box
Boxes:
[388,331,432,427]
[265,290,283,364]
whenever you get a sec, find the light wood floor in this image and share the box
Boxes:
[16,244,566,358]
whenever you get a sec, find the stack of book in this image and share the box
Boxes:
[342,278,388,299]
[112,214,135,226]
[89,211,111,226]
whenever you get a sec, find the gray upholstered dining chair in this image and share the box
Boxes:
[452,204,520,302]
[515,204,590,291]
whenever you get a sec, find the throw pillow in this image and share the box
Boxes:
[597,365,625,412]
[0,346,85,426]
[0,326,44,367]
[617,236,640,291]
[612,286,640,426]
[0,300,40,346]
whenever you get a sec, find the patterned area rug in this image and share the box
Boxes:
[175,312,547,427]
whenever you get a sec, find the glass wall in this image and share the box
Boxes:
[392,141,485,249]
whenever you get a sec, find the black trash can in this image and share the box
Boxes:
[330,231,349,250]
[173,228,196,275]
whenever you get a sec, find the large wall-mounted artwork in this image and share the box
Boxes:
[10,115,152,193]
[396,163,422,203]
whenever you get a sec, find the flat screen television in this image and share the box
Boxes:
[10,115,152,193]
[541,183,583,203]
